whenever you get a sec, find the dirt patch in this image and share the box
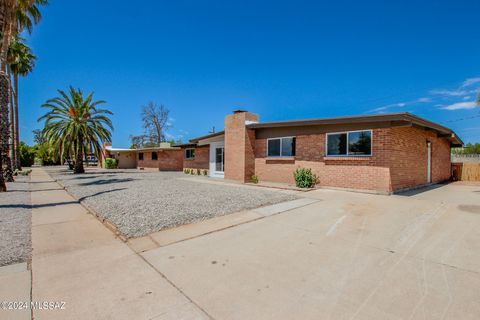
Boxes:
[458,205,480,214]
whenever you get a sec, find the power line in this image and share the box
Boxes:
[442,113,480,124]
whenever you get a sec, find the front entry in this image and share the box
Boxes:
[209,142,224,178]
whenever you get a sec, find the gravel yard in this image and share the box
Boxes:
[0,176,32,267]
[47,167,297,237]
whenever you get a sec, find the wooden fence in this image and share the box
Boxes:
[452,162,480,181]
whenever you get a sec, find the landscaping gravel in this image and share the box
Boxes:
[47,167,297,238]
[0,176,31,267]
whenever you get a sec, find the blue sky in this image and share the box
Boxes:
[20,0,480,147]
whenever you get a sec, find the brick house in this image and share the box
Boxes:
[178,110,463,194]
[103,143,183,171]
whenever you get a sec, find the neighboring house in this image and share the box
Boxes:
[178,110,463,194]
[103,142,183,171]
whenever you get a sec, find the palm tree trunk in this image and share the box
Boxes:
[9,73,16,170]
[14,74,20,170]
[0,72,10,191]
[74,152,84,174]
[2,72,14,183]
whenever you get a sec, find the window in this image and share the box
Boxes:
[151,152,158,160]
[185,148,195,160]
[326,130,372,156]
[267,137,296,157]
[138,152,144,161]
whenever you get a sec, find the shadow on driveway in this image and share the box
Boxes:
[78,178,135,186]
[395,183,448,196]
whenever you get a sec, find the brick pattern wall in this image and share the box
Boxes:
[389,127,451,190]
[224,111,259,182]
[137,150,183,171]
[137,152,158,170]
[254,128,393,192]
[254,126,452,192]
[182,146,210,169]
[158,150,183,171]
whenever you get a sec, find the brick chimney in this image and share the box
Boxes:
[224,110,259,182]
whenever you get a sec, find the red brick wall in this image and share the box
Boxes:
[254,128,393,192]
[182,146,210,170]
[137,152,158,170]
[158,150,183,171]
[389,127,451,190]
[254,126,452,192]
[225,111,259,182]
[137,150,183,171]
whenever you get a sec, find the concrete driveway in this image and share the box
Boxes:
[141,183,480,319]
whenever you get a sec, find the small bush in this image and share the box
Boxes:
[190,169,195,175]
[293,168,317,188]
[104,158,118,169]
[197,169,201,175]
[203,169,208,176]
[19,142,35,167]
[251,175,259,184]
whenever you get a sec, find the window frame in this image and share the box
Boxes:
[151,151,158,161]
[266,136,296,158]
[325,129,373,157]
[138,152,144,161]
[185,148,196,160]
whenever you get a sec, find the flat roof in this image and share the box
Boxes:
[105,146,181,152]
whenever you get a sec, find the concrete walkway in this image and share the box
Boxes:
[0,262,31,320]
[30,168,209,319]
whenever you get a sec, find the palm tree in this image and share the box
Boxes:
[8,37,36,170]
[0,0,47,191]
[39,87,114,174]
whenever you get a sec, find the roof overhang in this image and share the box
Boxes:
[247,112,464,147]
[105,146,181,152]
[190,131,225,145]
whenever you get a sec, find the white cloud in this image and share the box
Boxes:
[441,101,477,111]
[461,77,480,87]
[429,89,469,97]
[416,97,431,103]
[368,102,405,113]
[463,96,471,100]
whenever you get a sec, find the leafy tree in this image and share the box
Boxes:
[32,128,46,145]
[129,134,151,149]
[452,143,480,155]
[39,87,113,174]
[19,141,35,167]
[34,141,59,165]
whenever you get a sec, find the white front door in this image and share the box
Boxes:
[209,142,224,178]
[427,142,432,184]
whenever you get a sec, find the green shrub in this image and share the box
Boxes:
[190,169,195,175]
[293,168,317,188]
[104,158,118,169]
[251,175,259,184]
[19,142,35,167]
[197,169,201,175]
[203,169,208,176]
